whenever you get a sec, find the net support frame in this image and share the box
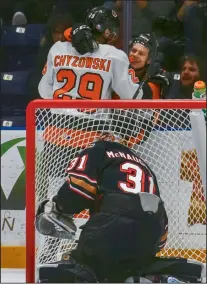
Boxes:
[189,110,206,198]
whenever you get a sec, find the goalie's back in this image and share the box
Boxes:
[66,139,162,218]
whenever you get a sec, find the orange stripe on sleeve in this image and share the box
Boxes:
[160,230,168,243]
[70,176,97,195]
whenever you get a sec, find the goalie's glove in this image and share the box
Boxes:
[35,197,77,240]
[149,69,171,88]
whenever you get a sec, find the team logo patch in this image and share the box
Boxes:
[112,10,117,17]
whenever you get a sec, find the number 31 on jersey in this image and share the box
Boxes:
[67,156,156,195]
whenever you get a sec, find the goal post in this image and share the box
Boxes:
[26,99,206,283]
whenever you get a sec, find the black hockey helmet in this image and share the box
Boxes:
[129,33,153,56]
[84,6,120,38]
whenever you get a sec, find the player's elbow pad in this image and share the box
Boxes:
[56,182,94,214]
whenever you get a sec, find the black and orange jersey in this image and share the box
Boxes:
[54,140,168,242]
[66,140,161,199]
[111,68,162,147]
[54,140,168,250]
[113,68,161,100]
[128,68,161,99]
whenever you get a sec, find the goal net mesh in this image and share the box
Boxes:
[34,106,206,267]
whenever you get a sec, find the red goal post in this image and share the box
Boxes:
[26,99,206,283]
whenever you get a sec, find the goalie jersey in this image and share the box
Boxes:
[55,140,168,249]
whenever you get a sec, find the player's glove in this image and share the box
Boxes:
[149,69,172,87]
[71,23,98,55]
[35,196,77,240]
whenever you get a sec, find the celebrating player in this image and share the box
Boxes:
[110,34,171,148]
[36,133,168,283]
[36,6,149,201]
[38,6,144,102]
[128,33,170,99]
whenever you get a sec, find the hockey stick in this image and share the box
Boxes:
[133,32,159,99]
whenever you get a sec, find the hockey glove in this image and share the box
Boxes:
[149,69,171,87]
[71,23,98,55]
[36,197,77,240]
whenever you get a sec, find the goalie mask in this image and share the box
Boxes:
[109,109,159,148]
[84,6,120,42]
[98,132,125,144]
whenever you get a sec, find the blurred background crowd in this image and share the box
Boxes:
[0,0,207,127]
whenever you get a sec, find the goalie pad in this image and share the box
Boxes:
[37,258,98,283]
[139,257,205,283]
[35,199,77,240]
[37,257,204,283]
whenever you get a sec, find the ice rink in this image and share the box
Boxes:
[1,269,25,283]
[1,266,206,283]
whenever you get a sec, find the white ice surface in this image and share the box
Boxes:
[1,265,206,283]
[1,269,25,283]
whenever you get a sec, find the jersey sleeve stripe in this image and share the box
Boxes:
[69,184,95,200]
[68,172,97,184]
[160,230,168,242]
[159,242,166,249]
[159,230,168,249]
[70,176,97,195]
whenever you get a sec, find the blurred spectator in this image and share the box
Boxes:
[152,14,185,71]
[50,0,105,23]
[163,55,206,99]
[160,54,206,129]
[12,11,27,26]
[0,0,56,24]
[113,0,182,70]
[107,0,176,35]
[176,0,207,56]
[129,0,176,36]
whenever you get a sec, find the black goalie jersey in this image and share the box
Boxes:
[54,140,168,251]
[56,140,162,204]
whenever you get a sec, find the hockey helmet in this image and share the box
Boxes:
[129,33,153,55]
[84,6,120,37]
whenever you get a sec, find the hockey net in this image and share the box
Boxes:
[26,99,206,282]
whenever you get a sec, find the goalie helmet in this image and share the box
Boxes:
[109,109,158,148]
[98,131,125,144]
[84,6,120,38]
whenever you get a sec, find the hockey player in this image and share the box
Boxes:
[36,133,168,283]
[128,33,170,99]
[110,34,172,148]
[38,6,144,102]
[36,6,148,201]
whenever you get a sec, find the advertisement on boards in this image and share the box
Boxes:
[1,129,206,250]
[1,130,26,246]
